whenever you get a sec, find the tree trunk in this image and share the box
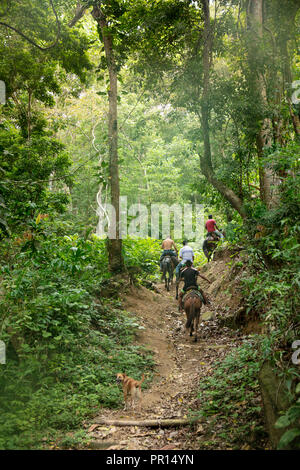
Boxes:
[279,9,300,139]
[92,417,198,427]
[247,0,280,208]
[199,0,247,219]
[92,4,124,273]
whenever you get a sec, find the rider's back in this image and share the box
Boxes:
[180,266,198,289]
[179,244,194,261]
[205,219,217,233]
[162,238,174,250]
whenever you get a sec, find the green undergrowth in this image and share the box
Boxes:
[193,341,267,449]
[0,226,157,449]
[204,158,300,450]
[122,236,161,281]
[240,181,300,449]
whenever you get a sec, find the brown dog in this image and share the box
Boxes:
[116,373,145,411]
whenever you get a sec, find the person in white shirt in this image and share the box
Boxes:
[175,240,194,280]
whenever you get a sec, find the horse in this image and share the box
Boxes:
[175,265,184,300]
[161,256,174,291]
[202,236,218,262]
[183,289,202,342]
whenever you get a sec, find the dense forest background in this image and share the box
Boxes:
[0,0,299,450]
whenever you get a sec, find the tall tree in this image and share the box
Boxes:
[199,0,247,219]
[246,0,280,208]
[91,3,124,273]
[127,0,248,219]
[69,0,125,272]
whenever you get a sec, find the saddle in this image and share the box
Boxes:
[206,235,218,243]
[162,252,178,267]
[183,286,205,303]
[185,285,199,293]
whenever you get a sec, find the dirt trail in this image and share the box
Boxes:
[85,280,241,450]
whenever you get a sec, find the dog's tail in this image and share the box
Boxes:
[139,374,145,386]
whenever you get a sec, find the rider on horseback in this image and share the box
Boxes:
[175,240,194,280]
[205,215,221,241]
[203,215,224,262]
[178,260,211,312]
[160,236,178,271]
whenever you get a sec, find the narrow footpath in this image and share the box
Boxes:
[84,281,246,450]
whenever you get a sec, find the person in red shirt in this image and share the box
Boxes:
[205,215,220,239]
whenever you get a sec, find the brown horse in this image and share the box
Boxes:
[183,289,202,342]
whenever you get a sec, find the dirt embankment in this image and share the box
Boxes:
[200,247,262,333]
[82,248,263,451]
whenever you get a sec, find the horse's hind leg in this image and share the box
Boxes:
[162,267,167,288]
[193,320,197,341]
[167,266,172,290]
[194,311,200,342]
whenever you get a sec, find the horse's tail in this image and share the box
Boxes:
[162,260,167,278]
[186,299,195,329]
[202,239,209,260]
[168,259,173,276]
[162,258,171,278]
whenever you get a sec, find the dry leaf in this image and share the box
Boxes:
[87,424,99,433]
[196,424,204,434]
[160,444,179,450]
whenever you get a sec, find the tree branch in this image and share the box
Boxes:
[68,2,88,27]
[0,0,60,51]
[92,418,198,428]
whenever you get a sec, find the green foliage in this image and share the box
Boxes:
[0,0,299,452]
[275,399,300,450]
[194,342,266,449]
[122,237,161,277]
[0,0,94,236]
[0,121,71,231]
[241,147,300,344]
[0,230,155,449]
[238,144,300,449]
